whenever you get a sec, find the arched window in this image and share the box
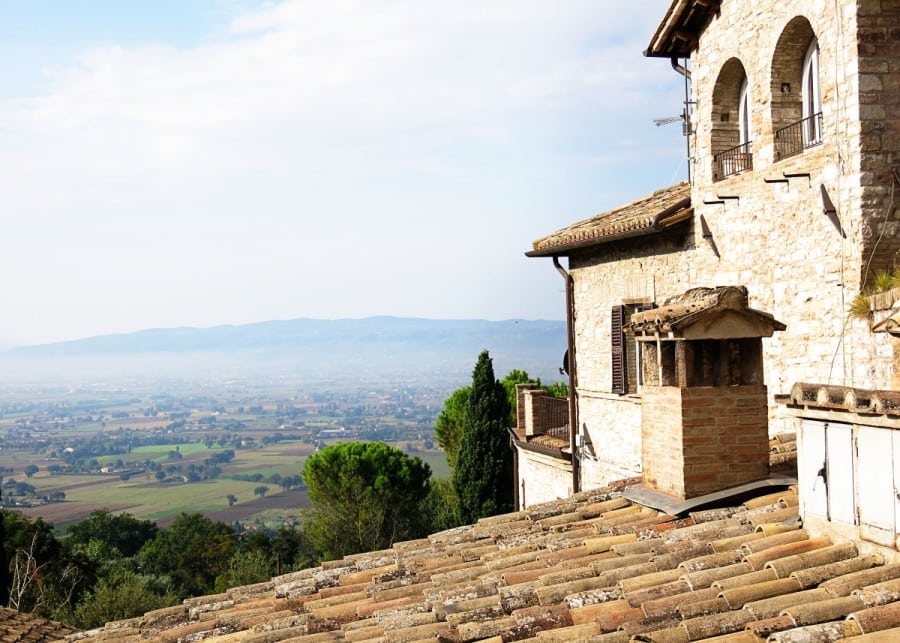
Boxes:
[711,59,752,181]
[772,17,823,160]
[801,39,822,145]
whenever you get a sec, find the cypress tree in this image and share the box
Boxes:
[453,350,513,524]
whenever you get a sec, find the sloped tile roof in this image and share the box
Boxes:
[64,476,900,643]
[527,182,692,257]
[645,0,719,58]
[0,606,76,641]
[630,286,787,338]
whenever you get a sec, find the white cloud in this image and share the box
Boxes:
[0,1,685,344]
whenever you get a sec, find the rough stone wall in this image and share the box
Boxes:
[857,2,900,280]
[564,1,899,490]
[689,0,871,394]
[515,447,572,509]
[576,390,643,489]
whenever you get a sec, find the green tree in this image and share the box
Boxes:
[500,369,540,426]
[2,510,80,618]
[434,386,469,467]
[421,478,461,532]
[138,513,235,597]
[253,486,269,498]
[214,550,272,593]
[226,494,237,507]
[0,502,9,608]
[73,570,176,629]
[23,464,39,479]
[66,509,158,558]
[453,351,514,524]
[302,441,431,560]
[271,526,316,574]
[545,381,569,398]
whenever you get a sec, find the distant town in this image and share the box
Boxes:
[0,375,455,530]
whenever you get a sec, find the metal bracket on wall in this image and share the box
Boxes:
[784,171,812,187]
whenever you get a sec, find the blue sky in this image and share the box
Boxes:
[0,0,686,345]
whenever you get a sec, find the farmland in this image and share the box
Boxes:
[0,376,452,531]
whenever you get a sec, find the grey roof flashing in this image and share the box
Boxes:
[623,474,798,517]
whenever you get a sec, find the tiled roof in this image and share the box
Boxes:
[788,382,900,416]
[645,0,719,58]
[527,182,692,258]
[630,286,787,337]
[65,475,900,643]
[0,606,76,642]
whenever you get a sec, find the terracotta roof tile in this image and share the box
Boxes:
[782,594,865,626]
[61,479,900,643]
[849,600,900,633]
[744,589,831,627]
[0,607,76,642]
[527,182,692,257]
[854,577,900,607]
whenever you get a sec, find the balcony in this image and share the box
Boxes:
[713,141,753,181]
[514,384,570,451]
[775,112,823,161]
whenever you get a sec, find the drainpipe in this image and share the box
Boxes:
[671,56,693,182]
[670,56,690,80]
[553,256,579,494]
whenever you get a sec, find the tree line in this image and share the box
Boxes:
[0,350,565,628]
[299,350,567,557]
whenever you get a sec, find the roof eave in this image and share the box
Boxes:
[525,224,660,258]
[526,199,692,259]
[644,0,719,59]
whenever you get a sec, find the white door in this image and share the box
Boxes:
[857,426,895,547]
[799,419,827,518]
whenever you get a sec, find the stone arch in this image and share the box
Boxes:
[711,58,750,180]
[770,16,819,159]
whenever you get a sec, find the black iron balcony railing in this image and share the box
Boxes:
[774,112,823,160]
[713,141,753,181]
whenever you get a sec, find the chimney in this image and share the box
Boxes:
[515,382,541,432]
[630,287,786,500]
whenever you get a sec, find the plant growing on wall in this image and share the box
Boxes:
[850,269,900,321]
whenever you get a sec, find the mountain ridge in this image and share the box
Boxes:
[8,316,566,356]
[1,317,568,384]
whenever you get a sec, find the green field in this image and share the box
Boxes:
[6,439,451,530]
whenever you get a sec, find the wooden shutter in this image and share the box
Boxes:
[611,305,627,394]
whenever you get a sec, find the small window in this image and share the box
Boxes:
[801,39,822,146]
[611,303,653,395]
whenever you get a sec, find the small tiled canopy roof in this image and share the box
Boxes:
[631,286,787,340]
[645,0,720,58]
[527,182,692,258]
[0,607,76,642]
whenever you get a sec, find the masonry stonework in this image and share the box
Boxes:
[564,1,900,493]
[516,449,572,510]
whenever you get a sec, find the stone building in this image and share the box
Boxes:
[515,0,900,507]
